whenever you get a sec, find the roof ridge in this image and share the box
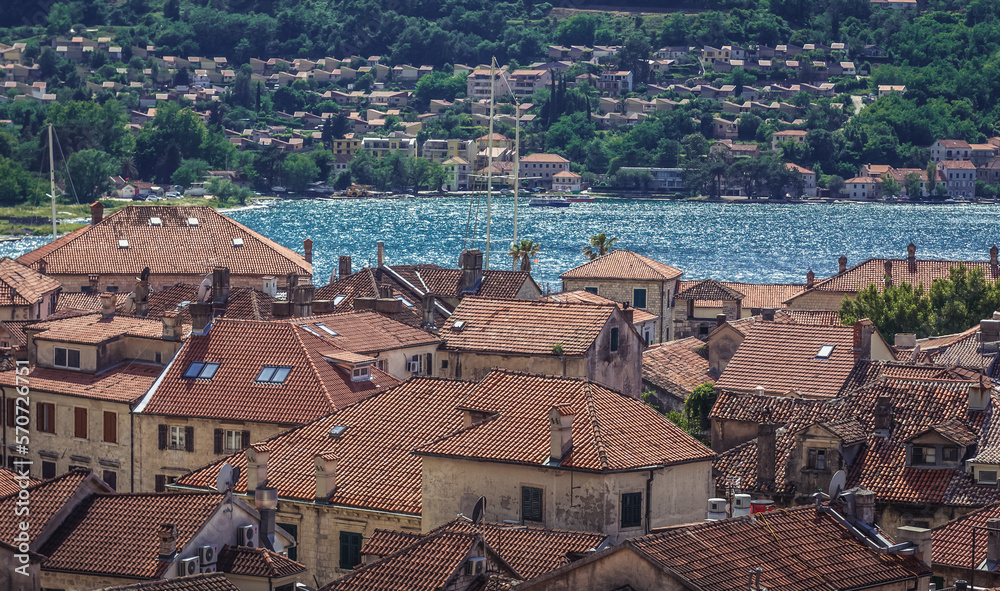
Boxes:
[584,381,611,471]
[291,323,338,411]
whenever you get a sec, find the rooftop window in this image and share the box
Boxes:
[118,239,129,248]
[351,365,371,382]
[149,217,162,226]
[395,295,414,308]
[256,365,291,384]
[452,320,466,330]
[328,425,347,438]
[333,294,347,306]
[299,324,322,338]
[232,238,244,247]
[187,217,199,226]
[816,345,835,359]
[315,323,339,337]
[182,361,220,380]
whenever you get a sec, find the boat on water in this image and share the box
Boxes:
[529,196,571,207]
[566,195,594,203]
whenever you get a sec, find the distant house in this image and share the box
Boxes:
[597,70,633,96]
[938,160,977,198]
[771,129,807,152]
[786,162,818,197]
[877,84,906,97]
[845,176,883,200]
[518,153,571,189]
[551,170,582,192]
[930,139,972,162]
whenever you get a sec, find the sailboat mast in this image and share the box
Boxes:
[512,96,520,270]
[485,58,496,271]
[49,123,56,239]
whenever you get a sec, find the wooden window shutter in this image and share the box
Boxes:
[185,426,194,452]
[74,407,87,439]
[5,398,13,428]
[158,424,168,450]
[214,429,223,454]
[155,475,166,492]
[103,412,117,443]
[242,430,251,448]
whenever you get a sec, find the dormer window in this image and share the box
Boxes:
[352,366,370,381]
[256,366,291,384]
[182,361,220,380]
[232,238,244,247]
[118,239,129,249]
[816,345,834,359]
[149,217,162,226]
[187,217,199,226]
[979,469,998,485]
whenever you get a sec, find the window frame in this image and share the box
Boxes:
[610,327,620,352]
[621,492,643,529]
[522,485,544,522]
[632,288,647,309]
[169,425,186,451]
[224,429,244,453]
[182,361,220,380]
[54,346,81,370]
[103,411,117,443]
[339,531,363,570]
[256,365,292,384]
[37,402,55,434]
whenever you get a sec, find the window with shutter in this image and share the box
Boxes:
[103,470,117,491]
[339,531,362,569]
[621,492,642,528]
[155,475,166,492]
[37,403,55,434]
[103,412,117,443]
[185,426,194,452]
[5,398,13,428]
[42,461,56,479]
[242,430,251,448]
[214,429,224,454]
[74,407,87,439]
[158,424,168,450]
[521,486,543,522]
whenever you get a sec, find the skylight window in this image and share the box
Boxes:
[328,425,347,438]
[299,324,322,338]
[333,294,346,306]
[149,217,162,226]
[232,238,244,247]
[316,323,339,337]
[256,365,291,384]
[118,239,129,248]
[452,320,466,330]
[182,361,220,379]
[395,295,414,308]
[187,217,199,226]
[816,345,835,359]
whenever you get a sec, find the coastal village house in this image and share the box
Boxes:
[542,289,658,345]
[173,370,714,586]
[0,257,62,321]
[560,250,683,344]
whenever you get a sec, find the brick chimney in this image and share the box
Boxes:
[838,255,848,274]
[716,313,727,328]
[549,404,574,463]
[303,238,313,264]
[212,268,230,306]
[987,518,1000,568]
[377,241,385,267]
[621,302,634,325]
[90,201,105,225]
[756,420,776,489]
[245,444,270,491]
[874,396,892,435]
[189,302,212,335]
[459,249,484,294]
[853,319,873,361]
[420,294,436,330]
[100,293,116,319]
[161,311,180,341]
[884,260,893,286]
[88,274,99,293]
[158,523,177,560]
[271,301,292,318]
[806,270,815,288]
[906,242,916,261]
[339,255,352,280]
[292,283,315,318]
[134,279,150,317]
[314,452,338,501]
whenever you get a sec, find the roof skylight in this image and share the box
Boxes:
[333,294,346,306]
[182,361,220,379]
[232,238,244,247]
[187,217,199,226]
[256,365,291,384]
[299,324,322,338]
[316,323,339,337]
[816,345,835,359]
[118,239,129,248]
[149,217,162,226]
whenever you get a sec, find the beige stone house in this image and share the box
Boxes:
[438,297,644,398]
[560,250,683,343]
[542,289,658,345]
[0,257,62,321]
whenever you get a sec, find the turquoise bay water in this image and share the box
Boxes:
[4,198,1000,290]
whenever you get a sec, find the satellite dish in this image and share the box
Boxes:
[198,276,212,303]
[471,496,486,525]
[216,463,234,493]
[829,470,847,500]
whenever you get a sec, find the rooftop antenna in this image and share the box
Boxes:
[48,123,57,239]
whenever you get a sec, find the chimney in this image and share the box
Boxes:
[548,404,574,463]
[285,272,298,291]
[716,313,727,328]
[420,294,436,329]
[245,444,270,491]
[982,318,1000,344]
[884,260,893,286]
[895,525,933,565]
[906,242,916,261]
[292,283,315,318]
[312,300,333,315]
[838,255,848,274]
[377,241,385,267]
[761,309,775,322]
[303,238,313,264]
[88,274,99,293]
[271,301,292,318]
[987,518,1000,568]
[262,276,277,297]
[254,486,278,551]
[90,201,105,225]
[161,311,180,341]
[459,249,484,293]
[874,396,892,434]
[853,319,873,361]
[621,302,634,325]
[991,245,998,267]
[756,420,776,489]
[894,333,916,348]
[189,302,212,335]
[134,279,150,317]
[806,269,815,288]
[354,297,377,311]
[157,523,178,560]
[314,452,339,501]
[375,296,402,315]
[957,582,968,591]
[970,376,992,411]
[212,268,230,306]
[338,255,352,280]
[100,292,116,319]
[855,489,876,526]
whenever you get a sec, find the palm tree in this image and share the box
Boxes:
[509,239,541,272]
[120,156,138,181]
[582,232,618,260]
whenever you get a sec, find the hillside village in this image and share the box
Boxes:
[0,203,997,591]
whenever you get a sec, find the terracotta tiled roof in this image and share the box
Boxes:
[937,139,972,148]
[542,290,658,323]
[440,298,615,356]
[788,259,1000,302]
[415,370,714,471]
[0,320,30,348]
[675,278,745,301]
[907,419,978,447]
[676,281,804,310]
[95,573,241,591]
[932,502,1000,568]
[119,284,275,322]
[287,310,440,353]
[138,318,398,424]
[0,467,35,497]
[773,309,842,325]
[941,160,977,170]
[322,530,506,591]
[560,250,682,281]
[520,153,568,163]
[28,312,176,344]
[632,506,929,591]
[0,470,111,551]
[0,362,163,403]
[17,205,311,278]
[822,418,868,445]
[714,323,865,398]
[39,492,224,578]
[216,544,307,578]
[0,257,61,305]
[642,337,713,401]
[56,291,131,313]
[361,529,426,557]
[176,377,479,512]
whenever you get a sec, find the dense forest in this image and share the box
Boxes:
[2,0,1000,205]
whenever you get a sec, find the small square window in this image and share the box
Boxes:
[187,217,199,226]
[817,345,835,359]
[333,295,347,306]
[149,217,162,226]
[232,238,244,246]
[118,239,129,248]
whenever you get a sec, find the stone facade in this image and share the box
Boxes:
[560,277,677,345]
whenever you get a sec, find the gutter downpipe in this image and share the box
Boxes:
[646,469,654,534]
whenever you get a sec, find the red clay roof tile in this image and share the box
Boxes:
[642,337,714,400]
[216,544,306,578]
[95,573,242,591]
[542,290,658,323]
[0,257,61,305]
[560,250,682,281]
[0,362,162,403]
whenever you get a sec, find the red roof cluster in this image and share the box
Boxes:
[542,290,658,323]
[0,256,61,305]
[0,362,163,404]
[216,544,307,578]
[559,249,682,281]
[642,336,714,401]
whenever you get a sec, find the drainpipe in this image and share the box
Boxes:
[1,386,7,468]
[660,280,666,343]
[130,410,135,492]
[646,469,654,534]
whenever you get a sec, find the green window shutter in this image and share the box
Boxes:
[522,486,543,522]
[339,531,362,569]
[611,327,620,352]
[621,492,642,528]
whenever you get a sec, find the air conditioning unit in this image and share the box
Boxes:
[201,564,218,574]
[180,556,200,576]
[237,524,259,548]
[198,544,219,565]
[465,556,486,576]
[407,359,420,373]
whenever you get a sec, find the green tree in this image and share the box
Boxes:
[231,64,254,109]
[509,239,541,272]
[838,282,933,342]
[582,232,618,260]
[903,172,923,200]
[283,153,320,192]
[685,382,717,441]
[881,175,901,197]
[827,175,846,197]
[66,149,117,203]
[927,265,1000,335]
[171,159,210,189]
